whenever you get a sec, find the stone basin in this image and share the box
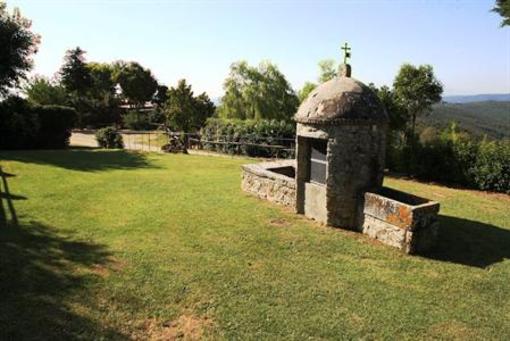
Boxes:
[241,160,296,207]
[362,187,440,254]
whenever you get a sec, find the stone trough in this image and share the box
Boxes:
[241,160,296,207]
[362,187,440,254]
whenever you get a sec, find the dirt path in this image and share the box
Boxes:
[70,132,162,152]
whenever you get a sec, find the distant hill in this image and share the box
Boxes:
[419,101,510,140]
[443,94,510,103]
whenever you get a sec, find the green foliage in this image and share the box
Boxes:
[0,3,40,96]
[388,123,510,193]
[201,118,295,158]
[87,62,116,97]
[123,111,151,130]
[24,76,68,106]
[152,84,168,107]
[0,96,75,149]
[95,126,124,149]
[164,79,215,132]
[113,61,157,107]
[298,82,317,103]
[147,108,165,125]
[0,96,39,149]
[217,61,299,121]
[493,0,510,26]
[371,84,408,132]
[35,105,77,148]
[393,64,443,137]
[472,139,510,192]
[59,47,93,95]
[318,59,337,83]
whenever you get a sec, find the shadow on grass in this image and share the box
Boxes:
[0,167,25,226]
[0,171,125,339]
[0,148,155,172]
[422,215,510,268]
[0,220,125,339]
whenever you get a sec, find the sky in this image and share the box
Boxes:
[6,0,510,98]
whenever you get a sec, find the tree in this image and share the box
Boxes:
[165,79,215,132]
[217,61,299,120]
[318,59,337,83]
[24,76,68,106]
[493,0,510,26]
[393,64,443,140]
[298,82,317,103]
[152,84,169,107]
[113,61,157,108]
[370,84,407,132]
[87,62,115,96]
[0,3,40,96]
[59,47,93,95]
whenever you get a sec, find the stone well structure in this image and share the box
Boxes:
[294,64,387,229]
[241,54,440,254]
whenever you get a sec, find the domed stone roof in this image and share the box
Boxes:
[295,73,388,125]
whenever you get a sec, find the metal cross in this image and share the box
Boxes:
[341,42,351,64]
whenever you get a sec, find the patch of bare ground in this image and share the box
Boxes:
[428,320,478,340]
[134,314,213,340]
[268,218,290,227]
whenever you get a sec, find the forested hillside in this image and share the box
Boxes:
[419,101,510,139]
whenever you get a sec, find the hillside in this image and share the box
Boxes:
[443,93,510,103]
[419,101,510,139]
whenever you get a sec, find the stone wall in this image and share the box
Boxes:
[295,123,387,229]
[241,161,296,208]
[362,188,440,254]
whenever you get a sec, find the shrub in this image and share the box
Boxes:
[387,124,509,193]
[472,139,510,193]
[201,118,295,158]
[95,126,124,149]
[123,110,151,130]
[0,96,75,149]
[34,105,76,149]
[0,96,39,149]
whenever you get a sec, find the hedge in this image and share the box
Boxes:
[0,96,76,149]
[201,118,295,158]
[388,129,510,194]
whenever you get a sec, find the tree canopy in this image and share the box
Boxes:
[0,3,40,96]
[59,47,93,95]
[318,59,337,83]
[393,64,443,138]
[164,79,215,132]
[493,0,510,26]
[217,61,299,120]
[113,61,158,107]
[24,76,68,106]
[298,81,317,103]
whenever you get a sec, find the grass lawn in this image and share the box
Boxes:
[1,149,509,340]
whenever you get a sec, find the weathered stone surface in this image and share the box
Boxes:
[241,160,296,208]
[294,76,388,124]
[362,188,440,253]
[304,182,327,224]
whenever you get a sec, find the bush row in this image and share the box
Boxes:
[388,128,510,194]
[201,118,295,158]
[0,97,76,149]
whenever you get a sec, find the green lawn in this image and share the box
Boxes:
[1,149,509,340]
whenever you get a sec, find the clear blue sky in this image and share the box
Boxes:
[6,0,510,98]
